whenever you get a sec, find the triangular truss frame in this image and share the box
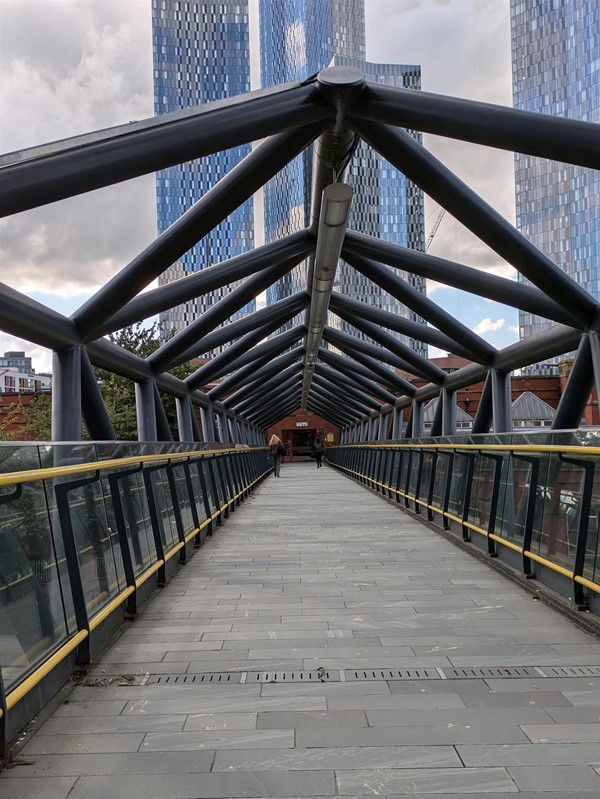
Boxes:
[0,67,598,443]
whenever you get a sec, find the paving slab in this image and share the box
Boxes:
[3,462,599,798]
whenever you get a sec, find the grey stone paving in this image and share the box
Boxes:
[2,462,600,797]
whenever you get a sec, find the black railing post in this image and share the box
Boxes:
[108,464,143,616]
[54,473,101,667]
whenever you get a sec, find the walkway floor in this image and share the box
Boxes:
[2,462,600,798]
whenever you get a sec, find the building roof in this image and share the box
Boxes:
[423,397,473,424]
[511,391,556,422]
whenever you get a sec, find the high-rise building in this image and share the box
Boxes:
[511,0,599,371]
[152,0,254,340]
[259,0,426,356]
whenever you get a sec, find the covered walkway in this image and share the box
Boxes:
[2,462,600,798]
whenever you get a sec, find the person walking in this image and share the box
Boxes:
[311,437,325,468]
[269,434,285,477]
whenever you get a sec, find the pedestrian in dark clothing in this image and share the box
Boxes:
[269,434,285,477]
[311,438,325,468]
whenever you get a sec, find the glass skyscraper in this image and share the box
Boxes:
[511,0,599,371]
[259,0,426,356]
[152,1,254,340]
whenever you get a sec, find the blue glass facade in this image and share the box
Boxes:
[152,1,254,341]
[511,0,599,370]
[259,0,426,356]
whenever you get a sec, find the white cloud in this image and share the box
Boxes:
[0,1,155,297]
[509,324,519,334]
[473,317,505,335]
[0,333,52,374]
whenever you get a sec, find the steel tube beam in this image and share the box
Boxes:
[179,291,308,362]
[341,252,497,364]
[180,295,306,388]
[312,377,373,417]
[73,122,325,338]
[0,283,80,351]
[351,119,598,327]
[135,379,157,441]
[491,370,512,434]
[334,312,447,384]
[301,183,353,407]
[343,231,580,329]
[471,372,493,435]
[211,346,304,402]
[329,292,478,361]
[391,407,403,439]
[412,400,424,439]
[233,365,303,415]
[248,386,301,425]
[153,383,173,441]
[80,349,116,440]
[312,376,378,418]
[200,407,216,443]
[442,388,457,436]
[430,394,444,437]
[95,232,314,339]
[322,326,418,390]
[308,398,353,428]
[221,348,304,408]
[52,346,82,441]
[350,83,600,170]
[150,258,304,373]
[176,395,195,443]
[307,392,355,426]
[317,348,397,404]
[552,335,594,430]
[189,326,304,392]
[314,365,382,410]
[1,83,333,218]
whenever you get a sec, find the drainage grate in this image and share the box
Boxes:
[345,668,440,681]
[143,665,600,685]
[245,670,340,683]
[146,672,242,685]
[441,666,540,679]
[539,665,600,678]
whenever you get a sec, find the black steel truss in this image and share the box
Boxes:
[0,66,598,443]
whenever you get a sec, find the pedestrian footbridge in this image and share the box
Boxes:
[1,449,599,797]
[1,65,600,794]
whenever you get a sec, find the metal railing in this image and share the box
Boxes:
[0,442,271,752]
[326,432,600,616]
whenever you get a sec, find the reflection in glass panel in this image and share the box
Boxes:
[188,461,209,523]
[532,456,583,572]
[67,479,126,615]
[173,464,195,537]
[149,469,178,552]
[202,461,216,513]
[447,454,470,519]
[420,452,435,505]
[467,456,497,532]
[430,453,450,511]
[496,458,532,545]
[584,463,600,583]
[0,480,70,691]
[119,472,156,576]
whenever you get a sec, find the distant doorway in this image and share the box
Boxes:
[283,428,317,459]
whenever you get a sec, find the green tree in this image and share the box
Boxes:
[94,322,194,440]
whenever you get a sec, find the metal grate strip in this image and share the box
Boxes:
[146,672,242,685]
[345,668,440,681]
[142,665,600,685]
[441,666,540,679]
[246,670,340,683]
[541,665,600,678]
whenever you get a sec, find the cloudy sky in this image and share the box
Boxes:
[0,0,518,372]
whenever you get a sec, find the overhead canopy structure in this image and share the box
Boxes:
[0,66,599,443]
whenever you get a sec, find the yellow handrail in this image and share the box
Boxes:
[4,630,88,711]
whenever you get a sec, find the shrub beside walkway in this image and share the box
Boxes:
[2,462,600,798]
